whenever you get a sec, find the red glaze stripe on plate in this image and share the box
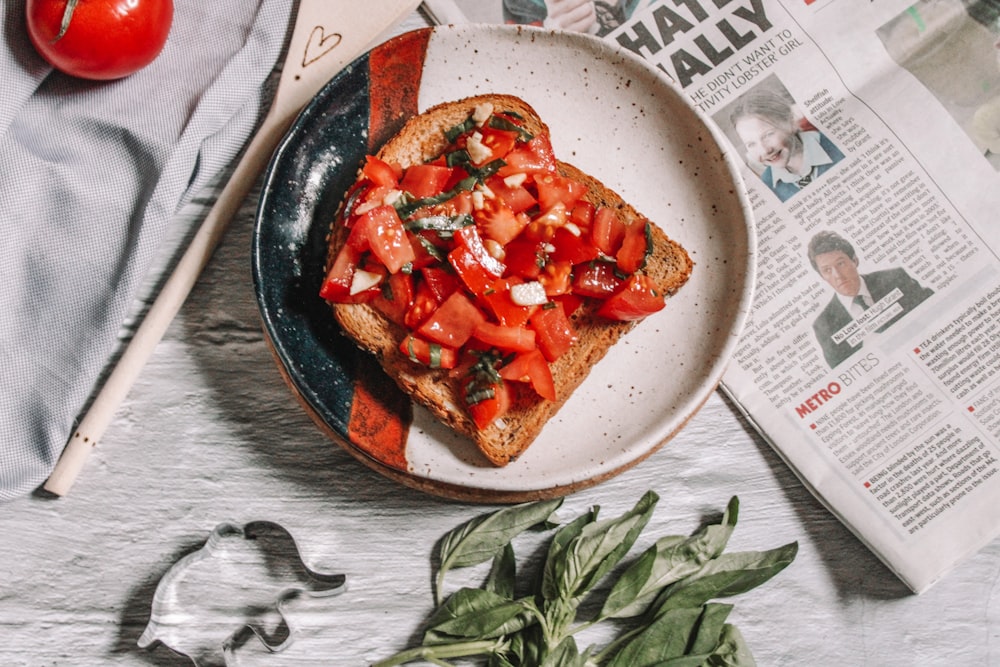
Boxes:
[367,28,431,152]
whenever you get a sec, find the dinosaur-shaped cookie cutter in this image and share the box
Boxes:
[138,521,346,665]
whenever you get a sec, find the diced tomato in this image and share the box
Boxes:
[358,184,394,209]
[486,174,537,214]
[481,278,538,327]
[573,261,624,298]
[478,126,519,161]
[539,260,573,297]
[597,274,666,321]
[475,197,526,246]
[362,155,401,188]
[357,205,415,274]
[472,321,537,353]
[499,349,556,401]
[535,173,588,211]
[591,207,626,257]
[450,245,497,296]
[468,381,512,429]
[399,164,454,199]
[522,203,567,243]
[554,292,584,317]
[345,214,372,253]
[407,231,443,270]
[498,134,557,176]
[569,200,595,231]
[549,226,600,266]
[404,278,438,330]
[617,220,650,274]
[426,189,474,217]
[454,225,505,275]
[421,266,459,303]
[530,302,578,362]
[399,334,458,369]
[502,238,546,280]
[371,271,414,326]
[449,226,505,294]
[417,290,487,348]
[319,244,360,302]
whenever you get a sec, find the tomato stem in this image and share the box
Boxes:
[54,0,79,42]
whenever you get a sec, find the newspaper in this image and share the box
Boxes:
[421,0,1000,593]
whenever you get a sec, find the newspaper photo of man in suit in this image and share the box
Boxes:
[809,230,934,368]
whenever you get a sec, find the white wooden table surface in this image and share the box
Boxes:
[2,10,999,667]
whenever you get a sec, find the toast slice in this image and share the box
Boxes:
[324,94,693,466]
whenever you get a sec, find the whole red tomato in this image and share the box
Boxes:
[26,0,174,80]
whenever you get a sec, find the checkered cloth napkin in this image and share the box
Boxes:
[0,0,292,501]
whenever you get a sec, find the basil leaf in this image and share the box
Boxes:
[688,602,735,655]
[652,542,799,617]
[436,498,563,603]
[423,588,536,644]
[706,623,756,666]
[602,603,740,667]
[552,491,658,604]
[486,542,517,600]
[605,606,708,667]
[541,509,596,603]
[539,636,587,667]
[600,497,739,620]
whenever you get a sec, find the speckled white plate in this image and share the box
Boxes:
[253,24,755,502]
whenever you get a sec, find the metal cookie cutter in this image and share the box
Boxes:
[138,521,346,665]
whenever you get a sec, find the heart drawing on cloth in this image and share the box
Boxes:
[302,25,343,67]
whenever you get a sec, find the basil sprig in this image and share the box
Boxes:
[373,492,797,666]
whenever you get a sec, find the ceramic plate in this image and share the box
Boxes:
[252,25,755,502]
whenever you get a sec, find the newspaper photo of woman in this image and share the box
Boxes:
[502,0,651,36]
[809,230,934,368]
[728,83,845,202]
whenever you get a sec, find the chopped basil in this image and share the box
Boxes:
[469,158,505,181]
[445,149,471,168]
[394,176,479,219]
[444,117,476,143]
[341,184,366,219]
[415,235,445,261]
[405,214,474,233]
[445,150,506,183]
[488,114,533,142]
[428,344,443,369]
[643,221,653,269]
[463,350,504,406]
[464,385,496,406]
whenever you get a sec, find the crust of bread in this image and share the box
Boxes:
[325,95,693,466]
